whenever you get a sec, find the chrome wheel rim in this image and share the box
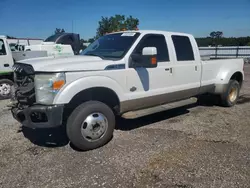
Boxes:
[0,83,11,96]
[229,86,238,102]
[81,112,108,142]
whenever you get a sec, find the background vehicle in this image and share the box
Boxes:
[7,37,43,52]
[10,30,244,151]
[25,33,81,55]
[0,35,75,99]
[0,36,47,99]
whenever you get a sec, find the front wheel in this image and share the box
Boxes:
[220,80,240,107]
[66,101,115,151]
[0,79,14,100]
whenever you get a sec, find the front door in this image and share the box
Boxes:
[125,33,175,111]
[0,39,13,73]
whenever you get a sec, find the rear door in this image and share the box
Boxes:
[169,35,201,98]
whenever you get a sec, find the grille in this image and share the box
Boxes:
[13,63,36,105]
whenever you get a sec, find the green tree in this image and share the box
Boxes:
[247,42,250,46]
[196,36,250,47]
[209,31,223,46]
[54,28,65,34]
[210,31,223,39]
[96,14,139,38]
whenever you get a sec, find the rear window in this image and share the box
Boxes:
[172,35,195,61]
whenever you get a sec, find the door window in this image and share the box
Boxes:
[133,34,169,62]
[0,39,7,55]
[172,35,195,61]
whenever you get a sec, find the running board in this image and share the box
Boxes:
[121,97,197,119]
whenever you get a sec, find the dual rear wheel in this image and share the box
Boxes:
[220,79,241,107]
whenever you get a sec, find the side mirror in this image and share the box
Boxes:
[130,47,158,68]
[142,47,157,56]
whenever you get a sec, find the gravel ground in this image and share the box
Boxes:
[0,65,250,188]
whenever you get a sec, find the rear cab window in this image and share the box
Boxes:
[171,35,195,61]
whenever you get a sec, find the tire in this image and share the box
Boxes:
[0,79,14,100]
[66,101,115,151]
[220,80,240,107]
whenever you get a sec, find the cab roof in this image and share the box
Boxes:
[108,30,193,37]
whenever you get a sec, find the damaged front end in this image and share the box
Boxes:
[10,63,64,128]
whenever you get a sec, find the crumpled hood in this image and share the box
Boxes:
[17,55,115,72]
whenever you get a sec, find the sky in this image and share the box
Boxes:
[0,0,250,40]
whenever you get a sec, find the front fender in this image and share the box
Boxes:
[53,76,125,104]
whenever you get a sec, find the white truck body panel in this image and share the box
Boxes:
[25,42,74,57]
[54,73,127,104]
[17,55,113,72]
[201,58,244,86]
[12,51,48,62]
[52,57,244,105]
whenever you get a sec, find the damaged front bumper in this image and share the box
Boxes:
[11,103,64,129]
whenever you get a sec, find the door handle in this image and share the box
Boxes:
[165,68,173,73]
[195,66,198,71]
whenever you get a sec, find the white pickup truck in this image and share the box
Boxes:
[10,30,244,151]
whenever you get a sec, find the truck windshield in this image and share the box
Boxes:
[81,32,140,59]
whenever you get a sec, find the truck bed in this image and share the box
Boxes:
[200,57,244,93]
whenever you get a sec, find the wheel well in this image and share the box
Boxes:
[0,72,14,82]
[230,72,243,87]
[64,87,120,120]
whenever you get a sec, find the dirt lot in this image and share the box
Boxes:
[0,65,250,188]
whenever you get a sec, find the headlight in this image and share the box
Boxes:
[35,73,66,104]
